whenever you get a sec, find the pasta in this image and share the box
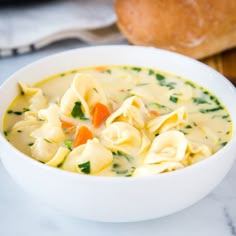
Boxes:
[60,73,108,118]
[100,121,143,155]
[4,66,232,177]
[106,96,148,129]
[63,138,113,174]
[144,130,188,164]
[147,106,188,134]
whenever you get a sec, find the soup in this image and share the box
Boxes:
[3,66,232,177]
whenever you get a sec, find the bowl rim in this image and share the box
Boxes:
[1,44,236,182]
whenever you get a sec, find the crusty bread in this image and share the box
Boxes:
[115,0,236,59]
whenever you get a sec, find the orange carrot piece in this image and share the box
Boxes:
[60,119,75,128]
[95,66,107,72]
[92,103,110,128]
[149,110,160,116]
[73,125,93,148]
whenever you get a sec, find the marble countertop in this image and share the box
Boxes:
[0,41,236,236]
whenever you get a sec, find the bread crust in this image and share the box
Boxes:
[115,0,236,59]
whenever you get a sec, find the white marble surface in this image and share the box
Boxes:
[0,41,236,236]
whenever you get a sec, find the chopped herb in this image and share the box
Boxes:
[185,81,196,88]
[113,166,136,176]
[116,169,129,175]
[71,101,88,120]
[155,133,159,137]
[156,76,176,89]
[209,95,221,106]
[125,167,136,177]
[136,83,149,87]
[214,99,221,106]
[180,130,188,135]
[93,88,98,93]
[13,111,23,115]
[199,107,223,113]
[60,73,66,77]
[155,73,165,81]
[226,131,230,135]
[23,108,30,112]
[132,67,141,72]
[7,108,30,116]
[193,122,198,126]
[149,69,155,75]
[163,82,176,90]
[17,130,22,133]
[222,115,229,119]
[44,139,52,143]
[205,136,208,139]
[149,102,172,113]
[149,102,166,109]
[203,91,209,95]
[78,161,90,174]
[21,91,25,95]
[105,69,112,74]
[7,110,14,114]
[221,142,228,147]
[57,163,63,168]
[71,70,77,74]
[209,95,215,100]
[192,97,209,105]
[185,125,192,129]
[112,163,120,169]
[4,131,8,136]
[64,140,73,151]
[28,142,34,146]
[112,150,133,162]
[169,96,178,103]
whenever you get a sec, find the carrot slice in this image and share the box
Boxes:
[60,119,75,128]
[95,66,107,72]
[73,125,93,148]
[92,103,110,128]
[149,110,160,116]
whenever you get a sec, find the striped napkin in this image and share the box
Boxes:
[0,0,124,57]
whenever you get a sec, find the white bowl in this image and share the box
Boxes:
[1,45,236,222]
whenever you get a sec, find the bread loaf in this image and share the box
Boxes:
[115,0,236,59]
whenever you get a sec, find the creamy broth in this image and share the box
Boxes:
[3,66,232,177]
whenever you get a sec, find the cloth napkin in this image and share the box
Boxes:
[0,0,124,57]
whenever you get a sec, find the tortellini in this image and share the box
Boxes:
[133,162,184,177]
[31,104,65,143]
[31,138,58,163]
[38,103,61,126]
[144,130,188,164]
[19,82,48,111]
[60,73,108,118]
[148,106,187,134]
[63,139,113,174]
[106,96,148,129]
[12,119,42,134]
[46,147,70,167]
[187,141,212,164]
[100,121,143,155]
[31,123,65,143]
[6,67,227,178]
